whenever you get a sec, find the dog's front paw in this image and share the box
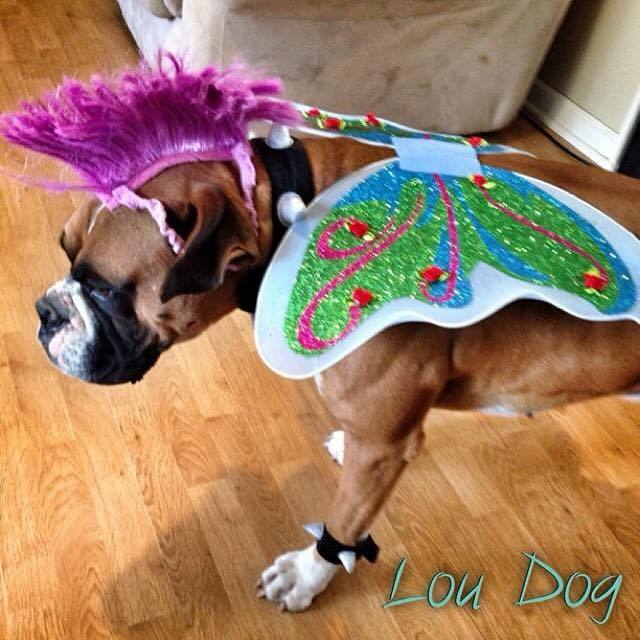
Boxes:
[257,544,338,612]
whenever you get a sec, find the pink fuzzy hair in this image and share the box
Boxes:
[0,54,300,233]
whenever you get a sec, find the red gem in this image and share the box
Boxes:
[583,272,607,291]
[471,174,487,187]
[365,111,381,126]
[467,136,484,148]
[347,219,370,238]
[325,117,342,129]
[307,107,321,117]
[353,288,374,307]
[420,265,446,284]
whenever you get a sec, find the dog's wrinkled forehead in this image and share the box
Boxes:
[65,197,173,286]
[67,163,225,288]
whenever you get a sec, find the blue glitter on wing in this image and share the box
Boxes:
[428,224,471,308]
[484,167,636,314]
[415,175,438,226]
[335,127,464,147]
[337,164,399,212]
[336,163,435,223]
[338,130,394,146]
[449,180,550,283]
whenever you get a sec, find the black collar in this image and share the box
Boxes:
[236,137,315,313]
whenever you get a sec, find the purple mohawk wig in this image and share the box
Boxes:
[0,54,300,247]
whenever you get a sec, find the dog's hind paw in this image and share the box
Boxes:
[257,545,338,612]
[324,430,345,466]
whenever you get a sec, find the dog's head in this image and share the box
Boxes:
[36,160,266,384]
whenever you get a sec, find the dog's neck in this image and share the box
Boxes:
[235,136,395,313]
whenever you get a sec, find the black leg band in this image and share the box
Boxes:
[315,525,379,565]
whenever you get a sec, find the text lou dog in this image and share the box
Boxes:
[383,552,622,625]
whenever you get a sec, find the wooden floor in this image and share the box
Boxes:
[0,2,639,638]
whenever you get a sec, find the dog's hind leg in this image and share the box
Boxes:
[258,324,450,611]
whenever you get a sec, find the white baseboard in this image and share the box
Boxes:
[525,79,626,170]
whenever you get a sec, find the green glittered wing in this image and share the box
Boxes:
[282,162,636,356]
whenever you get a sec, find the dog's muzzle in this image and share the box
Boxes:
[35,277,160,384]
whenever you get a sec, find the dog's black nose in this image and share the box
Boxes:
[35,296,67,330]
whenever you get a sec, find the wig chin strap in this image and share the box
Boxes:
[104,186,185,254]
[231,141,259,231]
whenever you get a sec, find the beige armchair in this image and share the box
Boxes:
[117,0,572,134]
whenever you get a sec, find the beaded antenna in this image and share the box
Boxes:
[0,54,300,252]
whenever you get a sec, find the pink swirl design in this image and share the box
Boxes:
[317,218,395,259]
[419,175,460,303]
[297,191,425,350]
[478,185,609,286]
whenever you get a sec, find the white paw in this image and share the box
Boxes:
[324,430,345,466]
[257,544,338,612]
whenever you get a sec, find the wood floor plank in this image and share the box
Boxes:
[28,442,128,640]
[109,387,237,637]
[7,603,69,640]
[189,479,286,640]
[92,473,178,629]
[2,332,75,448]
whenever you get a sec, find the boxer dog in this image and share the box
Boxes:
[35,136,640,611]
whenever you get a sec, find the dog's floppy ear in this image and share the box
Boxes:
[160,186,259,303]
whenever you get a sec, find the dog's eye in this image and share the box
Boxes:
[90,287,113,302]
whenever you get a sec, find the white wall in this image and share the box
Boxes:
[526,0,640,169]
